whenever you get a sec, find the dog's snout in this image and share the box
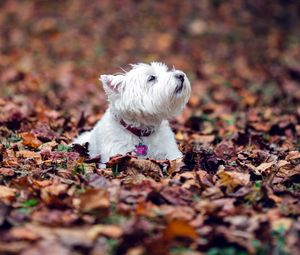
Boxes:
[175,74,184,83]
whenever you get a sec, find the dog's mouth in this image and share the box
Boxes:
[175,81,184,93]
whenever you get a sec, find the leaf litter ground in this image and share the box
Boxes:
[0,1,300,255]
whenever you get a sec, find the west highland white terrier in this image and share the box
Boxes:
[74,62,191,162]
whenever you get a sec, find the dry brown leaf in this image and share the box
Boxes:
[0,241,31,254]
[120,170,152,186]
[286,151,300,160]
[9,227,41,241]
[41,183,68,196]
[163,219,197,241]
[168,158,185,175]
[16,150,42,165]
[40,183,69,205]
[20,132,42,148]
[39,141,58,150]
[0,185,17,199]
[256,162,275,173]
[21,240,70,255]
[0,167,14,176]
[2,149,18,167]
[216,169,250,192]
[190,134,215,144]
[73,189,110,212]
[158,205,195,221]
[277,160,290,168]
[87,224,123,239]
[26,224,93,247]
[127,158,163,181]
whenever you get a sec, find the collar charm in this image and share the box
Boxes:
[135,143,148,156]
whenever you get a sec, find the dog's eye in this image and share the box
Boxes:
[147,75,156,82]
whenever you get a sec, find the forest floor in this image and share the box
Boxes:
[0,1,299,255]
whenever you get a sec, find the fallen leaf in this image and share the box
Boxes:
[286,151,300,161]
[168,158,185,175]
[73,189,110,212]
[20,132,42,148]
[0,185,17,200]
[40,183,69,205]
[0,167,14,176]
[16,150,42,164]
[21,240,70,255]
[216,169,250,192]
[214,142,235,160]
[163,219,197,241]
[126,158,163,181]
[9,227,41,241]
[190,134,215,144]
[87,224,123,239]
[256,162,275,173]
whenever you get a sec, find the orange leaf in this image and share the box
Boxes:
[163,219,197,241]
[21,132,42,148]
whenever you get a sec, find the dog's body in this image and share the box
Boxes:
[74,62,191,163]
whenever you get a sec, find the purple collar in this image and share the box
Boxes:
[119,118,154,137]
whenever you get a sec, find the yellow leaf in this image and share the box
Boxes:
[175,131,184,140]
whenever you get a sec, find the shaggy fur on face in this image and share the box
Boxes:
[73,62,191,163]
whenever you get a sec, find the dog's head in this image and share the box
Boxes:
[100,62,191,126]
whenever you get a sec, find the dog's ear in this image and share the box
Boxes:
[100,74,124,94]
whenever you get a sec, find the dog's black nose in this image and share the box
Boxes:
[175,74,184,83]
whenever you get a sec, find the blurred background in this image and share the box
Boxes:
[0,0,300,134]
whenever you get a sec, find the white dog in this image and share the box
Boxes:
[74,62,191,163]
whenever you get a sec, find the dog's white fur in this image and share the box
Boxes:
[73,62,191,162]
